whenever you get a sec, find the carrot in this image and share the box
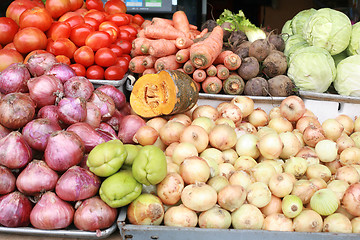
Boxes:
[193,69,207,83]
[183,60,195,74]
[189,24,198,30]
[194,81,201,92]
[132,37,150,56]
[139,39,156,54]
[154,55,181,71]
[142,68,157,75]
[141,19,152,28]
[137,29,146,38]
[224,53,242,70]
[223,73,245,95]
[142,55,158,69]
[175,48,190,63]
[172,11,190,35]
[190,25,223,69]
[176,68,185,73]
[213,50,233,65]
[202,76,223,94]
[129,56,147,74]
[206,65,217,77]
[148,39,178,57]
[195,28,208,39]
[152,17,174,26]
[144,23,186,40]
[216,64,230,80]
[175,37,194,49]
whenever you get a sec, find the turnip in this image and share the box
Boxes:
[268,75,296,97]
[248,39,271,62]
[244,77,269,96]
[237,56,259,80]
[262,50,288,78]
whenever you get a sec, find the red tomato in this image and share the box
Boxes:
[70,23,94,47]
[86,65,104,79]
[94,47,117,67]
[64,15,84,28]
[115,56,129,70]
[109,44,123,57]
[114,39,132,54]
[104,0,127,15]
[6,0,43,25]
[70,63,86,76]
[56,54,71,64]
[132,14,145,26]
[126,14,134,23]
[69,0,84,11]
[13,27,47,54]
[102,28,118,43]
[99,21,119,33]
[46,37,77,59]
[19,7,53,32]
[118,29,132,41]
[86,0,104,11]
[105,65,126,80]
[73,45,94,67]
[0,49,24,71]
[58,11,79,22]
[74,8,88,16]
[83,16,100,30]
[121,54,131,62]
[85,31,111,51]
[0,17,19,46]
[106,13,129,26]
[47,21,72,40]
[45,0,72,19]
[84,10,107,24]
[3,42,17,50]
[118,25,137,38]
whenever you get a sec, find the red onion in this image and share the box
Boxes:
[0,123,11,139]
[30,191,74,230]
[84,102,101,128]
[55,166,101,202]
[0,191,32,227]
[57,97,87,125]
[26,52,58,77]
[0,131,32,169]
[79,154,90,171]
[0,165,16,195]
[74,196,117,231]
[27,75,64,108]
[44,130,85,172]
[67,122,105,153]
[119,102,132,116]
[45,63,76,84]
[63,76,94,100]
[88,90,115,121]
[118,115,146,144]
[342,182,360,217]
[37,105,60,123]
[16,160,59,196]
[0,93,36,129]
[22,118,62,151]
[96,85,126,110]
[99,122,117,136]
[105,109,124,131]
[0,63,30,94]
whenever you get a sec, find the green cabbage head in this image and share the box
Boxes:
[334,55,360,96]
[287,46,336,93]
[347,22,360,56]
[291,8,317,35]
[303,8,352,55]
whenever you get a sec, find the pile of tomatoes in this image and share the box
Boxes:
[0,0,144,80]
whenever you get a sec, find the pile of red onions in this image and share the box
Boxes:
[0,52,133,231]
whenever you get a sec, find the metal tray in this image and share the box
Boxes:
[0,221,117,239]
[89,72,130,89]
[117,207,359,240]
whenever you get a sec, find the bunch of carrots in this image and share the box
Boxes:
[129,11,245,95]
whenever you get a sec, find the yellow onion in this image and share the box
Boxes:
[323,213,352,233]
[218,163,235,179]
[261,159,284,173]
[163,204,197,227]
[256,126,277,139]
[230,96,254,118]
[335,165,360,185]
[339,147,360,166]
[306,164,332,182]
[228,170,254,190]
[260,195,282,216]
[250,162,276,184]
[235,133,260,160]
[246,182,272,208]
[282,195,303,218]
[283,157,308,178]
[215,117,236,128]
[235,122,257,137]
[355,116,360,132]
[191,117,215,134]
[291,179,317,204]
[171,142,198,165]
[263,213,294,231]
[279,131,301,159]
[218,185,246,212]
[198,206,231,229]
[181,182,217,212]
[268,172,295,198]
[222,149,238,165]
[268,106,281,119]
[303,125,326,148]
[200,148,224,165]
[309,178,327,190]
[231,204,264,230]
[293,209,323,232]
[335,114,354,135]
[342,182,360,217]
[233,156,257,172]
[325,160,342,175]
[268,117,293,133]
[179,156,210,184]
[295,146,319,166]
[257,133,283,160]
[315,140,338,163]
[351,217,360,233]
[350,132,360,148]
[336,133,356,154]
[207,175,229,193]
[248,108,268,127]
[310,189,339,216]
[296,116,321,133]
[327,180,349,201]
[321,119,344,141]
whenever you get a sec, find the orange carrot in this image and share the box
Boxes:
[206,65,217,77]
[216,64,230,80]
[137,29,146,38]
[154,55,181,71]
[152,17,174,26]
[144,23,186,40]
[224,53,242,70]
[213,50,233,65]
[175,48,190,63]
[148,39,178,57]
[129,56,147,74]
[195,28,208,39]
[190,26,223,69]
[139,39,156,54]
[202,76,222,94]
[194,81,201,92]
[175,37,194,49]
[183,60,195,74]
[132,37,150,56]
[172,11,190,34]
[189,24,198,30]
[142,55,158,69]
[193,69,207,83]
[141,19,152,28]
[142,68,157,75]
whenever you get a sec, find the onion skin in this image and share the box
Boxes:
[97,85,126,110]
[67,122,105,153]
[84,102,102,129]
[0,165,16,195]
[63,76,94,100]
[37,105,61,125]
[45,62,76,84]
[57,97,87,125]
[55,166,101,202]
[74,196,117,231]
[105,109,124,131]
[118,115,146,144]
[0,191,32,227]
[27,75,64,108]
[44,130,85,172]
[342,182,360,217]
[0,63,30,94]
[26,52,57,77]
[0,93,36,129]
[88,90,116,121]
[22,118,62,151]
[0,123,11,139]
[16,160,59,196]
[30,191,74,230]
[0,131,32,169]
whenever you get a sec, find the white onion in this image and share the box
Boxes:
[310,189,339,216]
[246,182,272,208]
[350,132,360,148]
[250,162,276,184]
[327,179,349,201]
[191,117,215,134]
[268,117,293,133]
[215,117,235,128]
[268,172,294,198]
[257,133,283,160]
[198,206,231,229]
[200,148,224,165]
[171,142,198,165]
[279,131,301,159]
[235,133,260,159]
[222,149,238,165]
[321,118,344,141]
[323,213,352,233]
[207,175,229,193]
[335,114,354,135]
[282,194,303,218]
[233,156,257,172]
[228,170,254,190]
[230,96,254,118]
[283,157,308,178]
[263,213,294,231]
[231,204,264,230]
[247,108,268,127]
[306,163,332,182]
[293,209,323,232]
